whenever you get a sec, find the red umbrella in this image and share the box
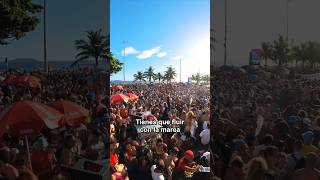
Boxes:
[0,101,62,136]
[112,85,123,91]
[1,75,18,86]
[126,93,139,102]
[110,93,129,104]
[16,75,41,88]
[0,101,62,170]
[48,100,89,127]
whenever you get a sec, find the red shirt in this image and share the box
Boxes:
[31,149,54,173]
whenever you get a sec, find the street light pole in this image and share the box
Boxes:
[224,0,228,66]
[179,58,181,83]
[286,0,289,41]
[43,0,48,73]
[123,40,127,82]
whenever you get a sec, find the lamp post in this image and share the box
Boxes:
[179,58,182,83]
[123,40,127,82]
[43,0,48,73]
[286,0,289,40]
[224,0,228,65]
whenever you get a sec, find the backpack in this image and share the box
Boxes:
[291,154,305,170]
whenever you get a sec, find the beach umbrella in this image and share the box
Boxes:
[0,101,62,170]
[1,75,18,86]
[16,75,41,88]
[126,93,139,102]
[48,100,89,127]
[110,93,129,104]
[112,85,123,91]
[0,101,61,136]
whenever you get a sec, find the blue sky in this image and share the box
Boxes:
[111,0,210,82]
[1,0,107,61]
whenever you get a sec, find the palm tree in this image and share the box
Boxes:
[192,73,202,84]
[269,35,291,66]
[144,66,155,84]
[133,71,145,83]
[292,42,307,69]
[154,72,163,83]
[164,66,177,83]
[261,42,271,67]
[306,41,320,70]
[202,74,210,83]
[72,29,109,67]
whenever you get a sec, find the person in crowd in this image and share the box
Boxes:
[292,153,320,180]
[212,66,320,180]
[223,156,245,180]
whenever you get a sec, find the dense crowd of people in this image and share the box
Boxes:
[0,69,108,180]
[212,66,320,180]
[109,83,211,180]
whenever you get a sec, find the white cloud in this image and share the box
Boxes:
[136,46,161,59]
[121,46,139,55]
[171,55,184,60]
[156,51,167,58]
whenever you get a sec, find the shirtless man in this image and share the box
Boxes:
[292,152,320,180]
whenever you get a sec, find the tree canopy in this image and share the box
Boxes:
[0,0,42,45]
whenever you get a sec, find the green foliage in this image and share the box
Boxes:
[73,29,109,66]
[270,35,291,66]
[262,35,320,70]
[191,73,209,84]
[154,72,163,83]
[110,55,123,74]
[261,42,272,66]
[164,66,177,82]
[0,0,42,45]
[133,71,145,82]
[192,73,201,84]
[144,66,155,83]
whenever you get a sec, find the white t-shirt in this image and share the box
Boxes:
[199,128,210,145]
[151,165,165,180]
[190,120,198,138]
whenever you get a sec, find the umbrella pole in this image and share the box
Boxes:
[24,135,32,170]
